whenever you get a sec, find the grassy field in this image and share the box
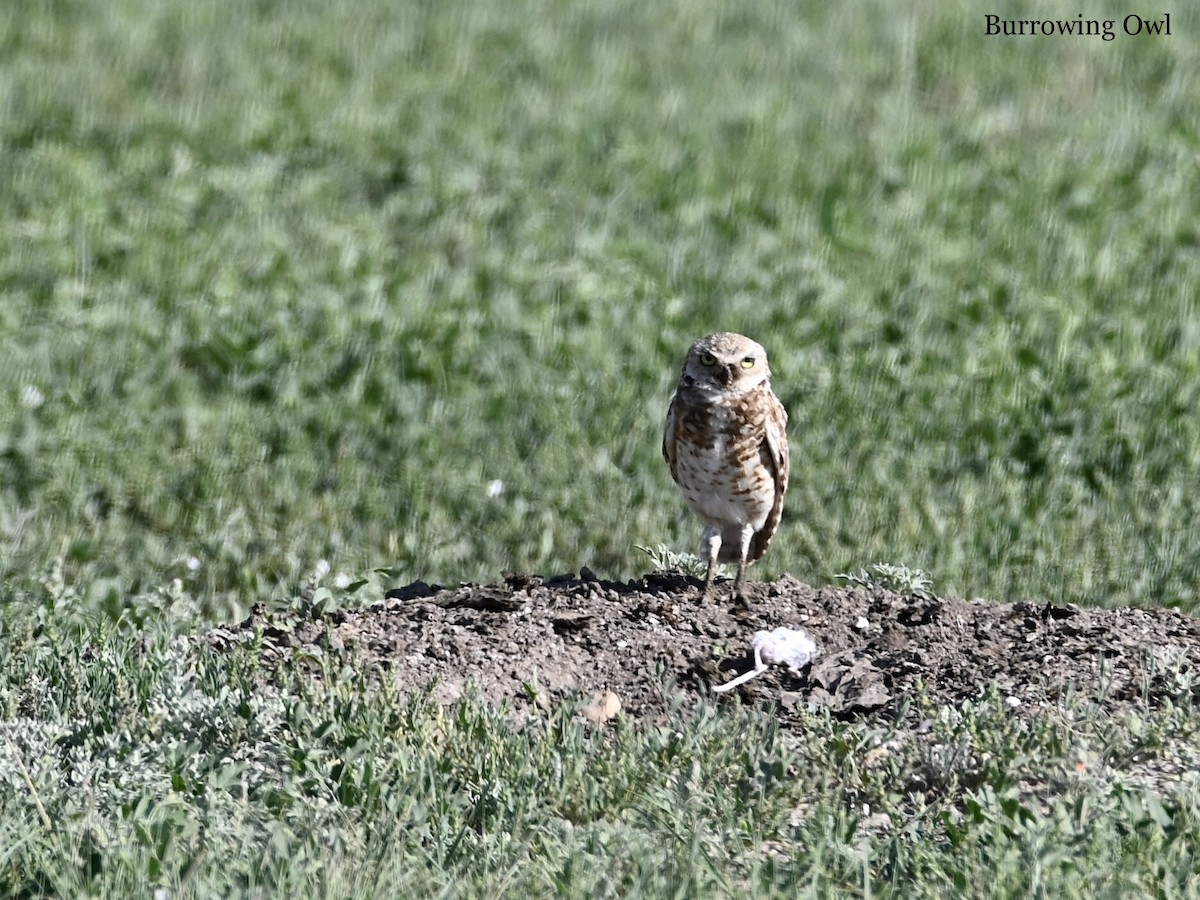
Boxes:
[2,0,1200,895]
[4,609,1200,898]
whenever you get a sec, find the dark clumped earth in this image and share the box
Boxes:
[207,570,1200,731]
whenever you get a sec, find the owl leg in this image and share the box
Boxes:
[701,525,721,599]
[732,523,755,600]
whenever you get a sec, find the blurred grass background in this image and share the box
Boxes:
[4,3,1200,897]
[2,0,1199,615]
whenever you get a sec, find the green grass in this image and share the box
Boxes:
[2,608,1199,898]
[2,0,1200,613]
[3,0,1200,893]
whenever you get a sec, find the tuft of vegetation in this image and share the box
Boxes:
[636,542,717,580]
[838,563,936,598]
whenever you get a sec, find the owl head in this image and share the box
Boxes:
[679,332,772,393]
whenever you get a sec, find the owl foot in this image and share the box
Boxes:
[732,564,749,604]
[700,545,719,602]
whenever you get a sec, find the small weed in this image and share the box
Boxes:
[836,563,935,598]
[635,543,720,580]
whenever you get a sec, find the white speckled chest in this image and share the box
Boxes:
[670,390,775,531]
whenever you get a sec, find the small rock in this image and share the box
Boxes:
[861,812,894,834]
[862,745,892,768]
[384,580,441,602]
[583,690,621,724]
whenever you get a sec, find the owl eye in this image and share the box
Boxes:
[740,357,756,369]
[700,353,717,366]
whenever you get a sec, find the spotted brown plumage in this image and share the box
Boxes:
[662,332,790,600]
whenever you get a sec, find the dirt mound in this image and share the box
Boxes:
[207,571,1200,728]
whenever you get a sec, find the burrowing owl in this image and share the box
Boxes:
[662,332,790,599]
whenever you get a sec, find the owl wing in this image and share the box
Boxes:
[764,391,790,493]
[749,391,790,562]
[662,390,682,485]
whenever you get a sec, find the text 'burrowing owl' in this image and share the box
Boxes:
[662,332,790,600]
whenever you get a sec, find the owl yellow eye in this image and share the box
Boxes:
[700,353,717,366]
[740,357,756,368]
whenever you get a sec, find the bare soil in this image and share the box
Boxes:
[208,570,1200,731]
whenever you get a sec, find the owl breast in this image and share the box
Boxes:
[669,389,777,532]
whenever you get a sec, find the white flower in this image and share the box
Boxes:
[315,559,331,576]
[20,385,44,409]
[186,556,201,572]
[486,479,504,498]
[334,572,352,589]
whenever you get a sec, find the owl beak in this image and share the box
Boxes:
[717,364,735,385]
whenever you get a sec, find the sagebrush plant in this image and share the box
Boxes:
[635,543,719,580]
[837,563,936,598]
